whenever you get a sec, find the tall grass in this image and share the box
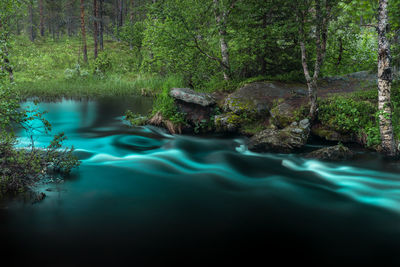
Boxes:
[10,35,183,100]
[14,73,182,100]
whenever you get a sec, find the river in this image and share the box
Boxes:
[1,97,400,266]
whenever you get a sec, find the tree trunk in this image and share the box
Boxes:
[66,0,76,37]
[99,0,104,50]
[213,0,231,81]
[297,1,330,121]
[119,0,124,27]
[93,0,98,59]
[130,0,135,22]
[299,36,317,121]
[377,0,397,157]
[336,37,343,66]
[3,53,13,83]
[29,0,35,42]
[114,0,119,37]
[39,0,44,37]
[80,0,88,63]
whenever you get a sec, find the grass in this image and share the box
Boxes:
[14,73,178,100]
[9,35,182,99]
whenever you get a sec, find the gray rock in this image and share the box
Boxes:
[214,113,241,132]
[299,119,310,129]
[248,119,310,153]
[224,81,307,116]
[305,145,354,161]
[170,88,216,107]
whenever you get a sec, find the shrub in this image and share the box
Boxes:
[93,52,112,74]
[318,95,380,148]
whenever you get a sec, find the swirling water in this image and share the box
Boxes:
[1,97,400,266]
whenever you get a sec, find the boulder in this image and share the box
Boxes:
[223,81,307,117]
[270,98,308,128]
[170,88,216,107]
[214,113,241,133]
[169,88,216,129]
[305,145,354,161]
[311,124,356,143]
[248,119,310,153]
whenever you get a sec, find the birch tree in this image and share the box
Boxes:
[297,0,336,121]
[377,0,397,156]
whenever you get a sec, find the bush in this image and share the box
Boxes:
[318,95,380,148]
[0,84,79,198]
[151,75,186,125]
[93,52,112,75]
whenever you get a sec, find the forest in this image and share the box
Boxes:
[2,0,400,266]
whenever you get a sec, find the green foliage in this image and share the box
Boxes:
[318,95,380,147]
[0,85,80,198]
[93,52,112,75]
[125,110,148,126]
[0,4,79,198]
[151,75,186,125]
[118,22,145,51]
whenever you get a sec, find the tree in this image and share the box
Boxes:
[0,0,15,82]
[377,0,397,156]
[93,0,99,59]
[80,0,88,63]
[99,0,104,50]
[212,0,240,81]
[39,0,45,36]
[28,0,35,42]
[296,0,336,121]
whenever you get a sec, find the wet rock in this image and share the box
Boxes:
[305,145,354,161]
[170,88,216,107]
[248,119,310,153]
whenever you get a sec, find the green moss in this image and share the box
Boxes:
[226,113,242,125]
[240,122,265,136]
[125,110,148,126]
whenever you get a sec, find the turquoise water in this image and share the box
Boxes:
[2,97,400,266]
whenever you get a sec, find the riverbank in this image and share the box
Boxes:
[128,71,400,156]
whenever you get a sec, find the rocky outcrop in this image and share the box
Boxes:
[305,145,354,161]
[223,81,307,117]
[170,88,216,107]
[169,88,216,129]
[270,98,308,129]
[248,119,310,153]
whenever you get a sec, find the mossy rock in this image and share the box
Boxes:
[311,124,356,143]
[248,119,310,153]
[214,112,242,132]
[305,144,354,161]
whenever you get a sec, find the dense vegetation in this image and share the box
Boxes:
[7,0,400,95]
[1,0,400,198]
[0,0,79,200]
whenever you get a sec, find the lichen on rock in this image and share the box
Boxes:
[248,119,310,153]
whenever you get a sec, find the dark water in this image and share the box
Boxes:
[2,97,400,266]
